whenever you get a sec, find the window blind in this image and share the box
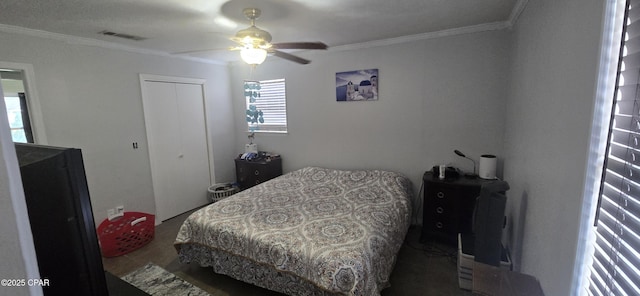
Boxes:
[589,1,640,295]
[245,79,287,133]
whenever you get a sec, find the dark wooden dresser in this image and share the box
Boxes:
[235,156,282,190]
[421,171,494,245]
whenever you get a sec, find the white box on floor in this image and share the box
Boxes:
[457,233,511,290]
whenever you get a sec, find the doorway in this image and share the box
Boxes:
[1,70,32,143]
[0,61,46,144]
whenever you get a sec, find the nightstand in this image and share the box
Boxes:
[235,156,282,190]
[421,171,493,245]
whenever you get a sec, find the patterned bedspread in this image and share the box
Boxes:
[174,167,412,296]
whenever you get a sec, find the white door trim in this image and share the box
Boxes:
[0,70,44,296]
[139,74,205,85]
[0,61,48,144]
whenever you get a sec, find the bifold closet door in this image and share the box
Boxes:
[142,81,210,222]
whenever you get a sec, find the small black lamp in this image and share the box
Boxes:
[454,149,477,178]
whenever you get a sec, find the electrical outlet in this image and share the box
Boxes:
[116,205,124,215]
[107,208,115,220]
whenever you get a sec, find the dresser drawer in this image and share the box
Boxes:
[237,165,267,181]
[424,197,462,236]
[421,171,488,245]
[426,186,458,206]
[235,157,282,190]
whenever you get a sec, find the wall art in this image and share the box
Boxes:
[335,68,378,101]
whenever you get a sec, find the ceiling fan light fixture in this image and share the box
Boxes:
[240,47,268,65]
[220,7,327,65]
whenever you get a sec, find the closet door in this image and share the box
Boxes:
[174,83,210,216]
[142,80,210,222]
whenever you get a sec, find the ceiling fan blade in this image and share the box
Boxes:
[272,50,311,64]
[272,42,328,50]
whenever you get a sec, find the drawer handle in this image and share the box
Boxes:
[254,170,260,175]
[436,192,445,198]
[435,222,443,229]
[436,207,444,214]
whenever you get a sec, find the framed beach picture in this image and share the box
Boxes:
[336,68,378,101]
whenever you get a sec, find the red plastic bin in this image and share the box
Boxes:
[97,212,155,257]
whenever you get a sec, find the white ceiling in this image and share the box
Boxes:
[0,0,522,64]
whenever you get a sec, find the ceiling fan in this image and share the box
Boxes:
[178,8,328,65]
[232,8,327,65]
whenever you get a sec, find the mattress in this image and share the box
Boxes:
[174,166,413,295]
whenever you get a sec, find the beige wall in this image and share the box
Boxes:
[230,30,511,225]
[502,0,607,295]
[0,30,237,225]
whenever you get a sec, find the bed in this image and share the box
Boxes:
[174,166,413,296]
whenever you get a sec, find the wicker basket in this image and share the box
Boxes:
[208,183,239,203]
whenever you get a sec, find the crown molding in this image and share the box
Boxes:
[507,0,530,29]
[0,1,529,64]
[330,21,511,53]
[330,1,529,53]
[0,23,226,65]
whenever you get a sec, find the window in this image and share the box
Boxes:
[3,93,33,143]
[244,79,287,133]
[586,1,640,295]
